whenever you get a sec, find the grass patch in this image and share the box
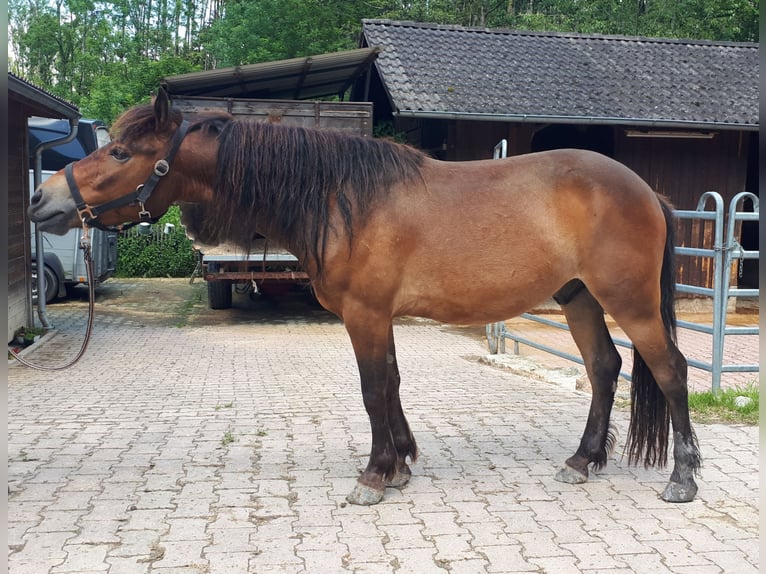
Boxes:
[174,284,205,327]
[687,383,759,425]
[221,430,236,446]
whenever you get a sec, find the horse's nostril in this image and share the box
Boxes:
[30,188,42,205]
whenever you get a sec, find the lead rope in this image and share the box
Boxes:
[9,224,96,370]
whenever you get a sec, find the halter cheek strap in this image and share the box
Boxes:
[65,120,191,232]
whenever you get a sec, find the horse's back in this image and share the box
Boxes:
[392,149,665,321]
[404,148,665,261]
[319,147,667,324]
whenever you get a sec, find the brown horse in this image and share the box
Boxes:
[29,89,700,505]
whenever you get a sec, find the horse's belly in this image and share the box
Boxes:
[395,274,563,325]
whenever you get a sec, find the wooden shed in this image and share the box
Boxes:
[7,73,80,343]
[353,20,759,291]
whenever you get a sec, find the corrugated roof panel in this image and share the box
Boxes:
[162,48,381,100]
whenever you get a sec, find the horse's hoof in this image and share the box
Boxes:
[346,483,385,505]
[661,480,698,503]
[554,464,588,484]
[387,466,412,488]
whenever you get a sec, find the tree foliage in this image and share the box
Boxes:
[9,0,759,123]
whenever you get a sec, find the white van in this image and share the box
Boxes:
[29,117,117,302]
[29,171,119,302]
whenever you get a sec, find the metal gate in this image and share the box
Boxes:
[486,140,759,393]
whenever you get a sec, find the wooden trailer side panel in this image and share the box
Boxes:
[170,96,373,136]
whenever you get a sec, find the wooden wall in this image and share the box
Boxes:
[614,130,750,209]
[615,130,751,290]
[7,101,32,342]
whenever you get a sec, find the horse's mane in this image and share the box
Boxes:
[110,102,426,275]
[199,119,426,273]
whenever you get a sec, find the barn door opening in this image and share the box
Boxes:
[530,124,614,157]
[739,132,758,289]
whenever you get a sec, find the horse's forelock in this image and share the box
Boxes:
[110,104,183,143]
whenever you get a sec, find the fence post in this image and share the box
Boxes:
[713,191,760,394]
[692,192,726,393]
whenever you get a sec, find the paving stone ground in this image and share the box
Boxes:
[7,279,759,573]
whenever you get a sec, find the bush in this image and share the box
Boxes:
[116,206,198,277]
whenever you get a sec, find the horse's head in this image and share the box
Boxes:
[28,88,218,234]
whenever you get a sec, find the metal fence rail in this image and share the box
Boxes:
[486,139,759,393]
[672,191,760,391]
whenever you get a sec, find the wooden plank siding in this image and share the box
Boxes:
[7,107,32,342]
[615,130,750,291]
[170,96,374,136]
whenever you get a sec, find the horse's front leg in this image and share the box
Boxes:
[345,318,399,505]
[384,325,418,489]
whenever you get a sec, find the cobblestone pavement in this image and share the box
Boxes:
[8,280,759,573]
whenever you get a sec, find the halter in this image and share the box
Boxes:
[64,120,191,232]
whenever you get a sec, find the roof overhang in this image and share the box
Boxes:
[162,47,381,100]
[394,109,759,131]
[9,73,80,119]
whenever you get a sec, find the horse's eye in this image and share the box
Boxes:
[110,147,130,162]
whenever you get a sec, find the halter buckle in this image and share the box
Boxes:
[154,159,170,177]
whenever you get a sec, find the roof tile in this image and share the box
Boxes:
[362,20,758,128]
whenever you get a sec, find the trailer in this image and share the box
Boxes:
[169,95,373,309]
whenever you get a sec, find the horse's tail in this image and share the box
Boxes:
[626,196,676,468]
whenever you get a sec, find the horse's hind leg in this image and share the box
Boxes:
[615,313,700,502]
[554,282,622,484]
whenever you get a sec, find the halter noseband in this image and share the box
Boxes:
[65,120,191,232]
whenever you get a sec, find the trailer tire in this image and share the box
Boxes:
[31,262,60,304]
[208,280,232,309]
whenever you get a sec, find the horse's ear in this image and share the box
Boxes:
[153,87,171,130]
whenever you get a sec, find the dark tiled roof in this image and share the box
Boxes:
[361,20,758,129]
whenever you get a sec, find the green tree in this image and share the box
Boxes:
[373,0,758,41]
[8,0,759,126]
[499,0,758,40]
[80,55,198,122]
[200,0,370,67]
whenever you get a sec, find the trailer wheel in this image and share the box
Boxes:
[208,280,232,309]
[31,262,60,304]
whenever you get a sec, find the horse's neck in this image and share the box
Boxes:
[178,201,301,255]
